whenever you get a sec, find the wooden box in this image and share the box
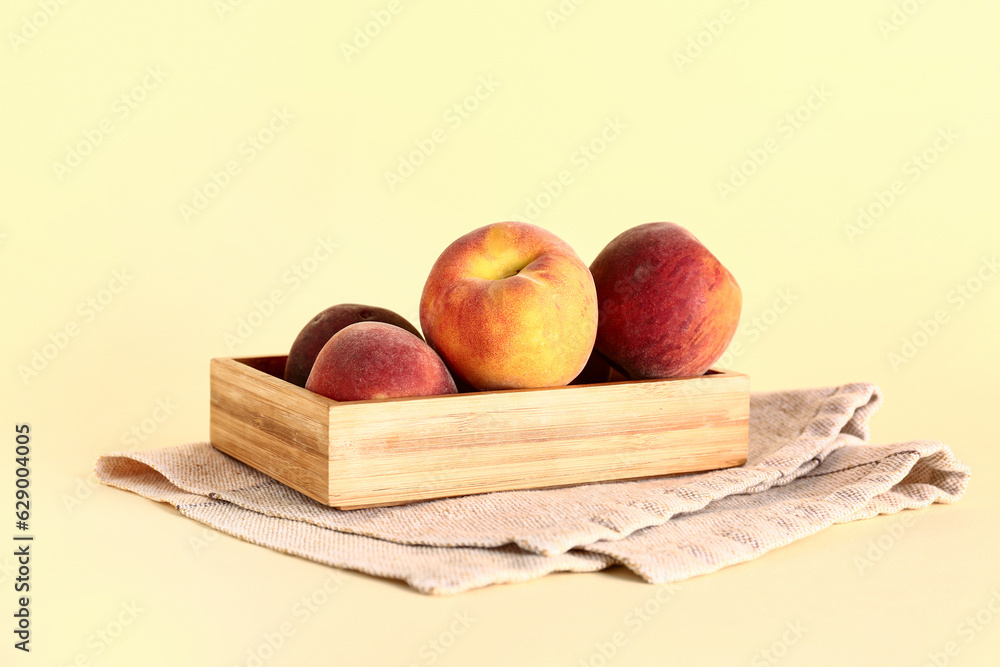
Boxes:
[209,356,749,510]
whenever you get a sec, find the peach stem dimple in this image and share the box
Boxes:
[496,254,541,281]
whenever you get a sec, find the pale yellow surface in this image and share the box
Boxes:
[2,2,999,665]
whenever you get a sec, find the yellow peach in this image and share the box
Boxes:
[420,221,598,390]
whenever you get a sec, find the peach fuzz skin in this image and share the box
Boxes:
[420,221,598,391]
[304,322,456,402]
[283,304,421,388]
[590,222,742,379]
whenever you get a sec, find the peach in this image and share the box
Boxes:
[420,221,598,390]
[304,322,456,401]
[589,222,741,379]
[284,304,420,387]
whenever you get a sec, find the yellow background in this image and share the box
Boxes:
[2,1,999,665]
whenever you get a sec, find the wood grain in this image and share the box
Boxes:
[209,357,331,503]
[210,355,749,510]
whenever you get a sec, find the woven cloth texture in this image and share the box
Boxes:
[95,383,970,594]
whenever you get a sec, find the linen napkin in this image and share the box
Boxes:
[95,382,970,594]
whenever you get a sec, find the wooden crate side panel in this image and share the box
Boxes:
[210,358,330,503]
[330,424,747,509]
[325,372,749,507]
